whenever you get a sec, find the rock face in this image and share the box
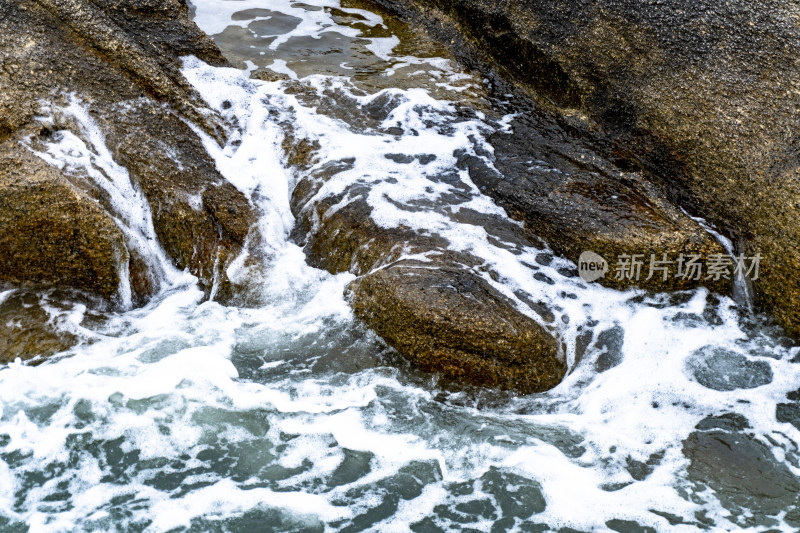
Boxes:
[349,265,564,392]
[0,0,255,303]
[0,290,81,364]
[289,150,565,393]
[465,107,730,293]
[371,0,800,334]
[0,147,125,298]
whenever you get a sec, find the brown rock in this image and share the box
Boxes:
[290,157,564,392]
[0,0,256,305]
[370,0,800,335]
[0,290,80,364]
[0,145,125,298]
[349,264,564,393]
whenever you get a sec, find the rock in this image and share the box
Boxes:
[480,467,547,519]
[0,145,125,298]
[467,111,731,293]
[349,263,564,392]
[290,161,564,392]
[33,0,227,141]
[0,289,80,364]
[685,346,773,391]
[776,387,800,432]
[683,415,800,523]
[93,100,255,298]
[592,325,625,372]
[0,0,255,304]
[369,0,800,335]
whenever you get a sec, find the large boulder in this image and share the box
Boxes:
[0,146,125,298]
[289,150,565,393]
[0,0,255,304]
[372,0,800,334]
[349,264,564,392]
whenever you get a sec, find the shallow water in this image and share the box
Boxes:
[2,0,800,531]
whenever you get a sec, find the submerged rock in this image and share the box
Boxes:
[683,415,800,525]
[0,0,255,306]
[370,0,800,335]
[685,346,773,391]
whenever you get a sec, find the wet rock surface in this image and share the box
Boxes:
[0,146,125,298]
[291,182,564,392]
[474,108,731,293]
[776,387,800,432]
[0,0,255,306]
[683,414,800,527]
[285,118,565,392]
[349,264,564,393]
[0,290,78,364]
[685,346,773,391]
[93,100,256,301]
[370,0,800,334]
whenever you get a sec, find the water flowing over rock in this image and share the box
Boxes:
[473,109,731,294]
[290,165,564,393]
[1,0,800,529]
[370,0,800,334]
[0,0,255,306]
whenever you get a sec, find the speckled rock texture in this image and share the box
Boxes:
[349,265,564,393]
[372,0,800,335]
[0,0,255,303]
[0,147,125,298]
[289,149,565,393]
[464,108,730,294]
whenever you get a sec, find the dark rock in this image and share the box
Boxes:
[685,347,773,391]
[369,0,800,335]
[472,113,731,294]
[593,325,625,372]
[683,421,800,522]
[776,402,800,431]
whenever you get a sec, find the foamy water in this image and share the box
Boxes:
[1,1,799,531]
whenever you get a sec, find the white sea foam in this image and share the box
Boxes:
[25,97,191,307]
